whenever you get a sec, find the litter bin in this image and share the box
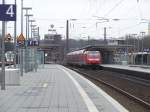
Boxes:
[5,68,20,86]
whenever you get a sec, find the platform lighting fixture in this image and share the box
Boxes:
[22,7,32,10]
[24,13,33,73]
[31,24,37,27]
[31,25,37,28]
[112,18,120,21]
[22,7,32,35]
[24,14,33,39]
[59,26,64,28]
[69,19,77,21]
[93,16,120,21]
[81,26,87,28]
[29,20,36,39]
[24,14,33,17]
[29,20,36,22]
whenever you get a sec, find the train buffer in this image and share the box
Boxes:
[0,64,128,112]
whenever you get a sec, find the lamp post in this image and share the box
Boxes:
[1,0,6,90]
[31,25,37,39]
[24,13,33,73]
[29,20,36,39]
[21,7,32,74]
[66,20,69,53]
[19,0,24,76]
[13,0,17,68]
[33,27,40,40]
[22,8,32,39]
[21,0,23,33]
[24,14,33,39]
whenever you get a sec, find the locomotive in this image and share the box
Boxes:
[66,49,102,68]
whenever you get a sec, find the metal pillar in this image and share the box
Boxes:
[148,23,150,35]
[31,22,32,39]
[14,0,17,68]
[88,36,90,45]
[1,0,6,90]
[34,48,37,72]
[27,16,33,39]
[66,20,69,53]
[20,0,24,76]
[23,10,32,73]
[25,15,33,39]
[30,21,33,39]
[37,27,40,40]
[141,32,145,65]
[26,11,28,40]
[21,0,23,33]
[132,34,137,65]
[126,35,129,62]
[104,27,107,45]
[29,20,35,39]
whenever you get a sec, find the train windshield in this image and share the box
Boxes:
[87,51,100,58]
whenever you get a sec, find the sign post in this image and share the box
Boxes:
[0,3,16,90]
[17,33,25,76]
[26,40,39,72]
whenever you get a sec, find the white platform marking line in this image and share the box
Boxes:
[58,67,99,112]
[66,67,129,112]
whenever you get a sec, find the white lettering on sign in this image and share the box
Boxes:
[6,5,14,17]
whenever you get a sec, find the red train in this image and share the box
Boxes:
[66,49,102,67]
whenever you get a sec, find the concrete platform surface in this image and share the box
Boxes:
[0,64,128,112]
[102,64,150,73]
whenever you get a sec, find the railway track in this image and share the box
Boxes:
[68,67,150,110]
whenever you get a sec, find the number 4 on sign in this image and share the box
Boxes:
[6,5,14,17]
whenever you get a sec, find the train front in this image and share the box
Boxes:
[85,51,102,65]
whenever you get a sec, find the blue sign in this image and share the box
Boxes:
[0,4,16,21]
[27,40,39,46]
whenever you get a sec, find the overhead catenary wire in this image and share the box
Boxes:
[117,23,146,36]
[137,0,143,20]
[104,0,125,17]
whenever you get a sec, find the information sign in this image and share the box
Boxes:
[0,4,16,21]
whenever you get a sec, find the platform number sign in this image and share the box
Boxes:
[6,5,15,17]
[0,4,16,21]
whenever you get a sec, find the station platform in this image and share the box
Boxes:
[0,64,128,112]
[102,64,150,73]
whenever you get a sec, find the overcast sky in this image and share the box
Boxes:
[1,0,150,39]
